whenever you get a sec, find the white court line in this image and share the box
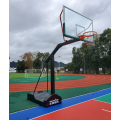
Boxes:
[10,88,111,115]
[30,99,92,120]
[9,106,40,115]
[30,94,111,120]
[30,89,111,119]
[102,109,111,112]
[93,93,111,100]
[63,88,111,101]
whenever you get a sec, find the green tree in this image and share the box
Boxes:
[36,52,44,61]
[35,52,51,69]
[64,62,73,71]
[79,43,94,74]
[72,47,83,73]
[16,60,26,73]
[42,52,51,69]
[33,58,41,69]
[69,28,111,74]
[99,28,111,74]
[91,46,100,74]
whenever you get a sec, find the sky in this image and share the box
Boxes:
[9,0,111,64]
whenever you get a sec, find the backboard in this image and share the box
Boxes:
[63,6,94,43]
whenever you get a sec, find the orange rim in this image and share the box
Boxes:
[83,31,97,37]
[80,31,97,40]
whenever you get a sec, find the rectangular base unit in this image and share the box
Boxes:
[27,91,62,107]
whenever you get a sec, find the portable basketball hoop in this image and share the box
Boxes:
[27,5,98,108]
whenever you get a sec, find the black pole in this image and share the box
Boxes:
[51,55,55,94]
[47,63,48,93]
[33,38,80,95]
[45,39,80,63]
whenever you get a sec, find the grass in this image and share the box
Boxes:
[9,74,86,84]
[9,73,65,79]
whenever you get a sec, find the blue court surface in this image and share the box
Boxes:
[9,88,111,120]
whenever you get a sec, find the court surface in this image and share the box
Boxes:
[9,74,111,92]
[9,88,111,120]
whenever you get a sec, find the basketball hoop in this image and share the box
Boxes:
[80,31,97,40]
[80,31,97,46]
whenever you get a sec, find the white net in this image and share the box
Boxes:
[25,69,46,78]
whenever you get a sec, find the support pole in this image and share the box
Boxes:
[33,38,80,94]
[84,53,85,74]
[51,55,55,94]
[47,63,48,92]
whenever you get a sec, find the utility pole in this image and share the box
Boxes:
[83,53,85,74]
[9,56,10,71]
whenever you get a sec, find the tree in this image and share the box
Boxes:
[42,52,51,69]
[34,52,50,69]
[64,62,73,71]
[91,46,100,74]
[33,58,41,69]
[21,52,34,69]
[99,28,111,74]
[72,47,83,73]
[36,52,44,61]
[16,60,26,73]
[68,28,111,74]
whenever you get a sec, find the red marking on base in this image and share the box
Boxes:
[32,100,111,120]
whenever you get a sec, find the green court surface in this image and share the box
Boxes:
[94,93,111,103]
[9,74,50,79]
[9,75,85,84]
[9,83,111,113]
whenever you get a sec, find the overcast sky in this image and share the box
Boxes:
[9,0,111,64]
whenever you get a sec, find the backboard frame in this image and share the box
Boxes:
[63,5,94,43]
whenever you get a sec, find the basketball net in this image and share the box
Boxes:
[86,40,94,46]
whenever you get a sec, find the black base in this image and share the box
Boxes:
[27,91,62,107]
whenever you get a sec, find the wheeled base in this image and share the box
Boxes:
[27,91,62,107]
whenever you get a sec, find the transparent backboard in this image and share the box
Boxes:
[63,6,94,42]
